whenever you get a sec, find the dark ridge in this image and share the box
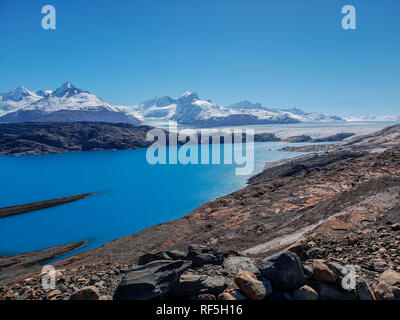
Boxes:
[0,193,94,219]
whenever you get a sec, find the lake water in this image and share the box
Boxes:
[0,141,312,258]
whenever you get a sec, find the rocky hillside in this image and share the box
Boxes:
[0,122,154,155]
[2,243,400,300]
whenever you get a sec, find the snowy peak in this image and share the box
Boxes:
[1,85,37,102]
[52,82,84,98]
[180,91,199,100]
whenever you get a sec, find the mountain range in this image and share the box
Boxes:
[0,82,396,127]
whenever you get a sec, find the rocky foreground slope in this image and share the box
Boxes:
[2,123,400,300]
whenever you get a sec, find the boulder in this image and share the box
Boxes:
[138,250,187,265]
[173,274,227,296]
[356,279,375,300]
[293,285,319,300]
[187,245,221,267]
[223,256,259,275]
[113,260,190,300]
[308,281,356,300]
[234,271,267,300]
[312,260,336,283]
[374,282,395,300]
[257,251,305,292]
[378,269,400,287]
[69,286,99,300]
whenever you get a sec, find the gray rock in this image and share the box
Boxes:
[308,281,357,300]
[257,251,305,292]
[138,250,187,265]
[173,274,227,296]
[187,245,221,267]
[223,256,259,275]
[113,260,190,300]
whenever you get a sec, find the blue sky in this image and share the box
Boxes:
[0,0,399,116]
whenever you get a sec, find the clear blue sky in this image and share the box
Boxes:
[0,0,399,116]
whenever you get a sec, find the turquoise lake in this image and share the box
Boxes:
[0,142,307,258]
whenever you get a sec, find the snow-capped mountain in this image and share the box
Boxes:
[0,84,347,126]
[0,86,41,116]
[121,93,343,127]
[0,82,140,124]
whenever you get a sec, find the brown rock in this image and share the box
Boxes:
[234,271,267,300]
[293,285,318,300]
[379,269,400,287]
[47,289,62,299]
[69,286,100,300]
[312,260,336,283]
[217,292,237,300]
[348,235,358,244]
[374,282,395,300]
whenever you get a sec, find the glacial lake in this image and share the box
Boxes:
[0,141,314,258]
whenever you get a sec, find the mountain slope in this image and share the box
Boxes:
[0,86,41,116]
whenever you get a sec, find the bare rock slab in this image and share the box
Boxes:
[113,260,190,300]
